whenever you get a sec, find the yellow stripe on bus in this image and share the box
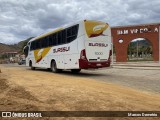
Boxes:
[35,28,63,40]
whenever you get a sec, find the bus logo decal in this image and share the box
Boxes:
[93,25,106,32]
[84,21,109,38]
[34,47,51,63]
[89,43,108,47]
[53,47,70,53]
[38,49,44,57]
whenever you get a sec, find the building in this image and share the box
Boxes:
[111,23,160,62]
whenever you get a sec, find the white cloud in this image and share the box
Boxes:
[0,0,160,44]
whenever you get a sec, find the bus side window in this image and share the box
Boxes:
[41,38,44,48]
[49,34,57,46]
[67,27,73,43]
[57,31,62,45]
[48,35,52,46]
[32,41,36,50]
[67,24,79,43]
[46,36,49,47]
[62,29,66,44]
[41,37,48,48]
[67,27,72,37]
[35,40,40,49]
[72,25,78,35]
[30,41,34,51]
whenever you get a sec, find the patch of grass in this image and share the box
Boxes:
[128,59,153,62]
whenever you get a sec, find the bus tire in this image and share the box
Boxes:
[71,69,81,73]
[51,61,61,73]
[47,68,51,71]
[30,61,35,70]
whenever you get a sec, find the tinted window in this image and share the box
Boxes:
[40,39,43,48]
[67,27,72,36]
[30,24,78,50]
[41,37,48,48]
[57,31,62,45]
[24,46,29,57]
[35,40,41,49]
[72,25,78,35]
[62,30,66,44]
[30,41,35,51]
[48,35,53,46]
[67,24,79,43]
[49,33,57,46]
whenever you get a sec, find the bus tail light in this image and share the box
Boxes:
[80,49,87,60]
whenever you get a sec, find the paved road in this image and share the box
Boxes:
[1,63,160,94]
[87,68,160,94]
[61,67,160,94]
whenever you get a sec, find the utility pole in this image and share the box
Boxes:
[159,25,160,64]
[137,40,139,60]
[111,36,114,65]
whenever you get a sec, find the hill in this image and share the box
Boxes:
[0,43,19,54]
[0,37,33,54]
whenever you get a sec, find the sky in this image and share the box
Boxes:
[0,0,160,44]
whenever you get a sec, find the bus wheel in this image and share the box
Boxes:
[47,68,51,71]
[30,61,35,70]
[51,61,61,73]
[71,69,81,73]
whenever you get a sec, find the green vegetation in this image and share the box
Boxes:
[127,40,153,61]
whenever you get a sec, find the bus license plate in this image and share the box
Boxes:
[97,64,101,66]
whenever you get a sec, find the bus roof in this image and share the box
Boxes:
[29,21,81,42]
[28,20,108,43]
[34,28,63,41]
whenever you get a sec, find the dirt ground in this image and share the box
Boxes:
[0,64,160,120]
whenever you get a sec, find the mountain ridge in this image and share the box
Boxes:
[0,37,33,54]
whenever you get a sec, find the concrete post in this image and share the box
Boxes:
[111,36,114,65]
[159,25,160,64]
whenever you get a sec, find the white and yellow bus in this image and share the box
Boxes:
[23,20,112,73]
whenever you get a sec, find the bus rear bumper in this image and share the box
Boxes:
[79,59,110,69]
